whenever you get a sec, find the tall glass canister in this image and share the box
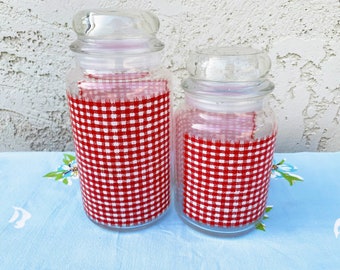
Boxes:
[67,10,171,230]
[175,47,277,236]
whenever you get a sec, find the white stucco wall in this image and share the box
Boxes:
[1,0,339,152]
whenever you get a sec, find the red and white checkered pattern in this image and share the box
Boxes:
[182,132,276,228]
[67,78,170,227]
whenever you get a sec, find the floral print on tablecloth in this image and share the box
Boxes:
[43,154,78,185]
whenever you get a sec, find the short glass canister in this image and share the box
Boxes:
[67,10,171,230]
[174,47,277,236]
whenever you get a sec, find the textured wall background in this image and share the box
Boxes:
[1,0,339,152]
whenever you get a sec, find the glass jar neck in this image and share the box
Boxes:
[185,93,268,113]
[183,79,274,113]
[74,50,162,74]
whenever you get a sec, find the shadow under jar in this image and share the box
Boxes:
[174,47,277,236]
[66,9,171,230]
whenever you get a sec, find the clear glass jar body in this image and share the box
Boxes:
[174,47,277,236]
[66,10,171,230]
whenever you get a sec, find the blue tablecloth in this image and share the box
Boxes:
[1,152,339,269]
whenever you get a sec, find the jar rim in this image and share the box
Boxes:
[70,38,164,54]
[182,78,274,99]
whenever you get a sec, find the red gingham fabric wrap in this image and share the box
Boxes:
[183,133,276,228]
[67,79,170,227]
